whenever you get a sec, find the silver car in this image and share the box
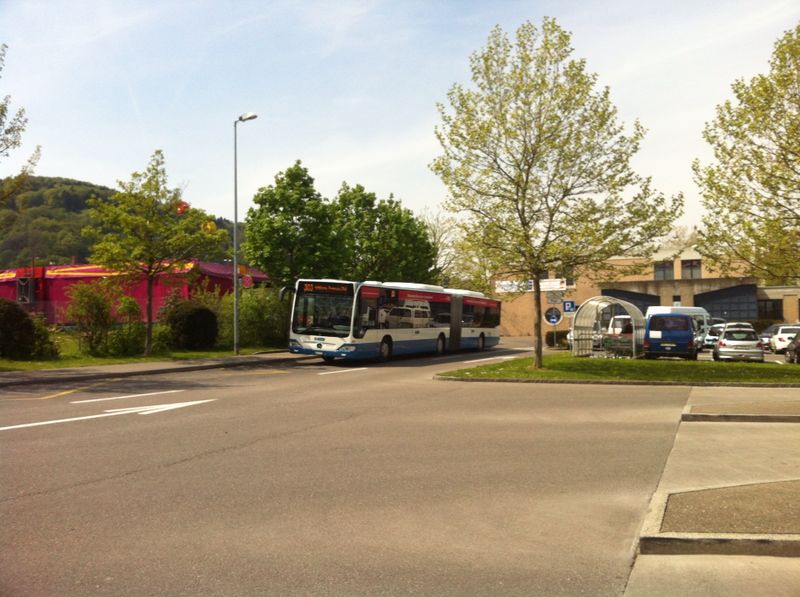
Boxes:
[712,328,764,362]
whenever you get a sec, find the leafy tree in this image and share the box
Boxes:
[694,23,800,284]
[332,183,435,283]
[431,19,682,367]
[420,210,458,285]
[84,150,227,354]
[243,161,336,289]
[0,43,40,205]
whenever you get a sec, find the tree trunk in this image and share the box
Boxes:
[532,276,543,369]
[145,274,154,356]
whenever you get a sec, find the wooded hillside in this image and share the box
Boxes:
[0,176,235,269]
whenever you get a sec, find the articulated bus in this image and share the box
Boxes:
[288,279,501,362]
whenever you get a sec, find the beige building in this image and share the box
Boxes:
[500,248,800,336]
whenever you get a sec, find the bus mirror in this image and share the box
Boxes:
[279,286,293,302]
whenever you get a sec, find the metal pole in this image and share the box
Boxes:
[233,120,240,355]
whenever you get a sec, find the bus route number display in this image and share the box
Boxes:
[301,282,353,295]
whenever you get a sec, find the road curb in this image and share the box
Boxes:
[638,533,800,557]
[682,413,800,422]
[0,354,317,388]
[638,487,800,558]
[434,375,800,388]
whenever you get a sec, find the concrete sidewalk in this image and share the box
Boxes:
[626,386,800,595]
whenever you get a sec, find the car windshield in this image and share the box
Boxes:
[780,327,800,335]
[724,330,757,341]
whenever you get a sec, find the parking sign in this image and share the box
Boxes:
[562,300,576,313]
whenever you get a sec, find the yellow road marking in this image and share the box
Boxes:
[5,381,107,401]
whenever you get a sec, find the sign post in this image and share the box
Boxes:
[544,307,562,349]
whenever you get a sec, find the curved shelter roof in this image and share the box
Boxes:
[571,295,646,358]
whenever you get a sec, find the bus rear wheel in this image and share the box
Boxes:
[377,337,392,362]
[435,334,446,356]
[477,334,485,351]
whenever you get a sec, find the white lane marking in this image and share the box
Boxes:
[71,389,185,404]
[0,400,216,432]
[509,347,536,351]
[462,356,514,364]
[318,367,368,376]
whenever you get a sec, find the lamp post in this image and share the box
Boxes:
[233,111,257,355]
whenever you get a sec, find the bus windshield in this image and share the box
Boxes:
[292,281,355,338]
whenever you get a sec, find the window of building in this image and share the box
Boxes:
[757,299,783,320]
[654,261,674,281]
[681,259,702,280]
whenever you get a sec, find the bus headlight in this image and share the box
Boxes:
[340,345,357,352]
[289,340,301,348]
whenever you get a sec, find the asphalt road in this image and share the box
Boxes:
[1,343,690,596]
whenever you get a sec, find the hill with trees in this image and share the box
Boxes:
[0,175,237,269]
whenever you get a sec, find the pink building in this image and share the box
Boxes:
[0,261,269,324]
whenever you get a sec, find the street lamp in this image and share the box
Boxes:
[233,111,257,355]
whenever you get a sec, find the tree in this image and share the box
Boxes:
[420,209,459,285]
[431,19,682,368]
[694,23,800,285]
[332,183,436,283]
[0,43,40,204]
[84,150,227,355]
[243,161,336,289]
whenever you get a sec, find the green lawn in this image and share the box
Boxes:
[0,333,285,372]
[441,352,800,385]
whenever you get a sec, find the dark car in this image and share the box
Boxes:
[786,336,800,364]
[644,313,698,360]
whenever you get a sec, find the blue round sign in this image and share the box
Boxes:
[545,307,562,325]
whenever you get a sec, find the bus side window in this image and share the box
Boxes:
[354,290,378,338]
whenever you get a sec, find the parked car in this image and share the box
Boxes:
[386,307,431,328]
[607,315,631,335]
[644,313,698,360]
[722,321,754,331]
[759,323,784,350]
[713,328,764,362]
[769,325,800,353]
[785,336,800,364]
[703,324,725,349]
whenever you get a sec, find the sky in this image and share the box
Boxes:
[2,0,799,229]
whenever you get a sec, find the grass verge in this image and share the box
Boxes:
[0,334,285,372]
[441,353,800,385]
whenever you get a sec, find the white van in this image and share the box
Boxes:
[607,315,631,335]
[645,306,711,346]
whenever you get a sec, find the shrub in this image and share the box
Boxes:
[107,296,145,356]
[217,287,290,348]
[544,329,570,348]
[65,281,119,355]
[164,301,218,350]
[0,298,36,359]
[30,314,60,359]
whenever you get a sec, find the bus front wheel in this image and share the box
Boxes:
[477,334,485,351]
[435,334,446,356]
[378,337,392,362]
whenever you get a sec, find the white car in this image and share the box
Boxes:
[769,325,800,353]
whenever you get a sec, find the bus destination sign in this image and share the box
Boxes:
[300,282,353,295]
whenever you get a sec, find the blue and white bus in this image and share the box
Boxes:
[288,279,501,362]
